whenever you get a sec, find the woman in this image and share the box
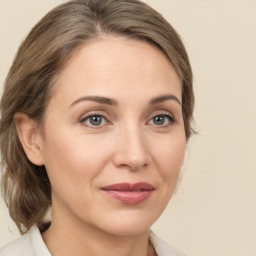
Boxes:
[0,0,194,255]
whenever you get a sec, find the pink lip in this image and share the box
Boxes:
[101,182,155,205]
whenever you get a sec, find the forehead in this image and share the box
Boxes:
[50,37,182,106]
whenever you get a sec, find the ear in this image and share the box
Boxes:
[14,113,44,166]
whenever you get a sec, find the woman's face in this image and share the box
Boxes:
[38,37,186,236]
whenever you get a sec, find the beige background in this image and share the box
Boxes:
[0,1,256,256]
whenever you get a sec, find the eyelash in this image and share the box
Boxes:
[79,113,111,128]
[147,113,176,127]
[79,112,176,128]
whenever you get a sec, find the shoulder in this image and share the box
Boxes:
[0,226,51,256]
[0,231,34,256]
[149,231,187,256]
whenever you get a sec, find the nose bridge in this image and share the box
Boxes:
[113,121,149,170]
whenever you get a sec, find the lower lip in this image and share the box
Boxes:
[103,190,153,205]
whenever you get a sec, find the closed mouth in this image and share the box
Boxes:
[101,182,155,192]
[101,182,155,205]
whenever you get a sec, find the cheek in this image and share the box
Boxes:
[152,134,186,183]
[147,133,186,217]
[41,128,111,193]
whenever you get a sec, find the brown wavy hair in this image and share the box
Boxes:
[0,0,194,234]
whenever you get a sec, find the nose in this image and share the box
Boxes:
[112,124,150,171]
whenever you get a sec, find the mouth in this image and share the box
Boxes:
[101,182,155,205]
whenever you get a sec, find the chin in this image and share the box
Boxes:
[95,210,158,237]
[104,223,151,237]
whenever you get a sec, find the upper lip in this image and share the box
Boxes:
[101,182,155,192]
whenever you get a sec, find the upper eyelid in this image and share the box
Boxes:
[80,116,110,126]
[146,110,175,120]
[79,114,110,128]
[151,113,175,120]
[79,110,110,120]
[80,114,107,121]
[147,113,175,124]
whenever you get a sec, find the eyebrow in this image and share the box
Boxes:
[70,96,118,107]
[150,94,181,106]
[70,93,181,108]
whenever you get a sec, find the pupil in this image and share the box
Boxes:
[154,116,164,125]
[90,116,102,125]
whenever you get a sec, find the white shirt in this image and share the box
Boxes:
[0,226,186,256]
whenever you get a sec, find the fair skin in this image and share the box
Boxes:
[15,37,186,256]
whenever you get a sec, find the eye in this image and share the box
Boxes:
[148,114,175,126]
[80,114,108,127]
